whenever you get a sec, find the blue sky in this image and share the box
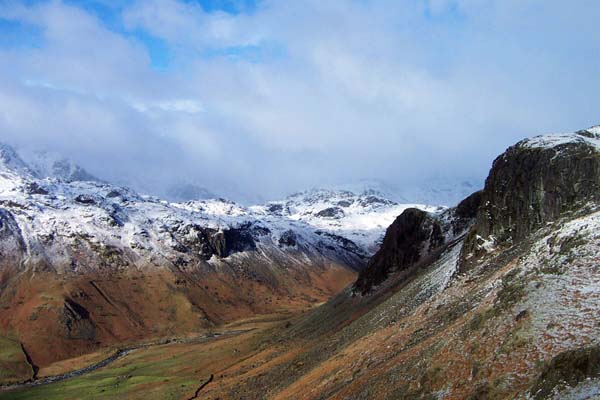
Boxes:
[0,0,599,202]
[78,0,261,69]
[0,0,261,68]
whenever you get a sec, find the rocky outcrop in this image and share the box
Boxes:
[209,225,259,258]
[461,126,600,267]
[59,299,96,340]
[0,209,26,268]
[353,191,482,295]
[529,345,600,399]
[74,194,96,205]
[315,207,345,219]
[451,190,482,234]
[353,208,443,294]
[279,230,298,247]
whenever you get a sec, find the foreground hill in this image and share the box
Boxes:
[172,125,597,399]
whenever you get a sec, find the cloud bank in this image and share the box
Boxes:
[0,0,599,202]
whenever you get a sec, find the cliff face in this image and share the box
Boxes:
[355,126,600,294]
[353,208,441,294]
[353,191,481,294]
[461,126,600,267]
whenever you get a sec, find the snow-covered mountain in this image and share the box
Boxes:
[0,144,450,270]
[0,143,447,365]
[0,149,371,275]
[164,182,217,202]
[252,189,442,254]
[20,149,99,183]
[326,178,482,207]
[0,143,34,177]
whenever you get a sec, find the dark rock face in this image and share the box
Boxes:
[267,203,288,215]
[173,224,218,260]
[352,191,482,295]
[74,194,96,205]
[336,200,353,207]
[279,230,297,247]
[455,190,483,220]
[353,208,444,294]
[206,223,267,258]
[529,345,600,399]
[462,130,600,265]
[0,209,27,266]
[25,182,48,195]
[358,195,395,208]
[59,299,96,340]
[450,190,483,236]
[172,222,269,260]
[315,207,345,219]
[316,231,365,259]
[105,190,122,198]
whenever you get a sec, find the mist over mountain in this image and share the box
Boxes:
[1,1,599,202]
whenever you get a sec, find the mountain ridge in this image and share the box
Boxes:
[153,125,600,399]
[0,142,448,371]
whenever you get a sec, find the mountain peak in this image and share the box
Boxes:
[0,143,35,177]
[462,125,600,269]
[519,125,600,151]
[24,150,99,183]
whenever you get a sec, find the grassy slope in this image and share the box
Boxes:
[0,317,286,400]
[0,337,32,384]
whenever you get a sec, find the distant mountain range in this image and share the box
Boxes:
[0,141,456,370]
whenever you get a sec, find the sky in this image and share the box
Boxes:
[0,0,599,202]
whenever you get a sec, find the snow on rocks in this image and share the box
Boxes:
[251,189,442,254]
[517,210,600,355]
[0,144,441,272]
[520,125,600,151]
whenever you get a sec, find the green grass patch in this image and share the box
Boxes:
[0,337,32,384]
[0,344,213,400]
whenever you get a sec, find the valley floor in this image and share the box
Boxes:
[0,313,296,400]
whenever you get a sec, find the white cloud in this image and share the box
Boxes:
[0,0,599,201]
[134,99,204,114]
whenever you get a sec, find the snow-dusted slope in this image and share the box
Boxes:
[0,141,475,281]
[0,142,450,273]
[0,145,375,274]
[521,125,600,150]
